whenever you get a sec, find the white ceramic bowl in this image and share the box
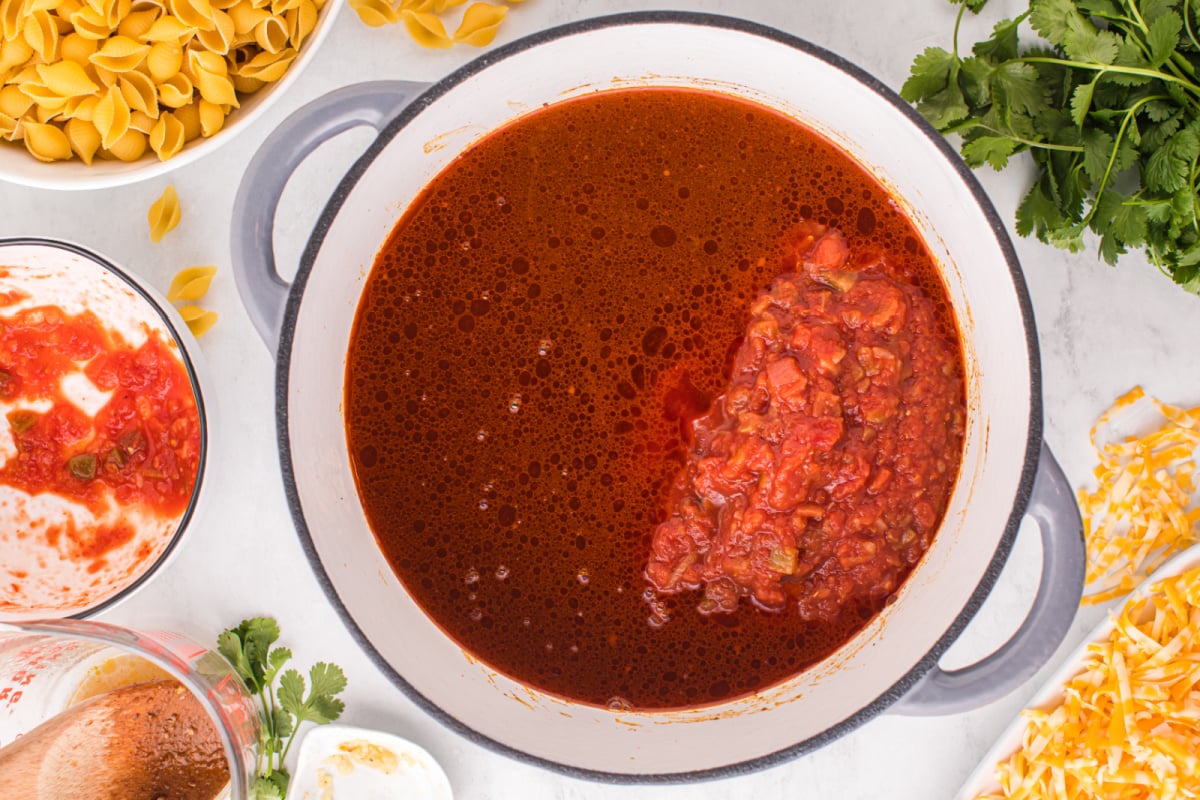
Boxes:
[232,12,1086,781]
[0,0,344,191]
[0,239,209,620]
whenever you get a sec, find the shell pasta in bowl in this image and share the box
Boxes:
[0,0,343,189]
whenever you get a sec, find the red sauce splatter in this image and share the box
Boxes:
[0,305,200,563]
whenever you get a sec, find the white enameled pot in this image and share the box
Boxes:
[0,239,210,620]
[230,13,1086,781]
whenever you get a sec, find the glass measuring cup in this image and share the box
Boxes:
[0,618,259,799]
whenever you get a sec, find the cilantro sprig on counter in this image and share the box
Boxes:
[218,618,347,800]
[903,0,1200,294]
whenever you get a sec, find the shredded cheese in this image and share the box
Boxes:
[976,565,1200,800]
[1079,387,1200,605]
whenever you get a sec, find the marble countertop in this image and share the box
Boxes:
[1,1,1197,797]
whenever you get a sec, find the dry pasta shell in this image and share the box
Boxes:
[90,36,151,72]
[432,0,465,11]
[230,73,262,93]
[100,0,135,29]
[168,0,215,31]
[120,70,160,115]
[194,7,234,53]
[148,110,183,159]
[196,96,222,136]
[34,103,63,123]
[172,97,199,138]
[24,11,61,61]
[285,0,317,48]
[130,108,158,131]
[399,0,433,11]
[27,0,65,13]
[235,46,292,81]
[188,49,237,105]
[146,40,183,81]
[453,2,506,47]
[209,0,239,10]
[60,33,98,64]
[67,5,112,39]
[36,60,101,96]
[348,0,397,28]
[248,0,270,9]
[64,93,98,120]
[58,0,84,15]
[227,3,267,34]
[157,70,192,106]
[399,9,450,48]
[166,265,217,301]
[0,112,18,141]
[93,64,120,86]
[22,120,72,161]
[117,7,160,38]
[0,0,23,43]
[104,125,146,160]
[176,304,218,337]
[93,83,131,147]
[142,15,195,42]
[0,40,33,75]
[269,0,300,14]
[147,183,181,239]
[18,84,71,113]
[64,116,100,163]
[0,83,33,117]
[252,15,286,52]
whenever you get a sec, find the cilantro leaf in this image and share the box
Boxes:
[974,17,1022,61]
[1063,26,1123,64]
[1147,12,1184,67]
[963,134,1020,169]
[1070,80,1096,127]
[1029,0,1081,46]
[954,0,991,12]
[902,47,957,102]
[995,62,1048,114]
[218,619,348,798]
[1144,128,1199,192]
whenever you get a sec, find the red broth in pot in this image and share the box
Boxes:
[344,87,965,710]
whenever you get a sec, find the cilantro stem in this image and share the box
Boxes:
[1185,0,1200,54]
[1016,56,1200,101]
[1082,95,1167,227]
[940,117,1086,152]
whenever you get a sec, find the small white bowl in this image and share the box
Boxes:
[0,0,344,192]
[289,724,453,800]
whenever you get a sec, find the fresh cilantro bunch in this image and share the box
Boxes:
[903,0,1200,294]
[218,618,348,800]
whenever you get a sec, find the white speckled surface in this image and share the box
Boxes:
[0,1,1196,798]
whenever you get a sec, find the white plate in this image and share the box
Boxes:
[288,724,452,800]
[955,544,1200,798]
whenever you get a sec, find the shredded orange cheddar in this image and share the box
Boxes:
[1079,387,1199,605]
[977,564,1200,799]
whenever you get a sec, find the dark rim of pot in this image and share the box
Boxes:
[0,236,209,621]
[276,10,1042,784]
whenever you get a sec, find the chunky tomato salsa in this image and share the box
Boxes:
[345,87,965,709]
[646,224,965,624]
[0,301,201,565]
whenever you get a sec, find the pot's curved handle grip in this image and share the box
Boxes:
[231,80,428,353]
[893,442,1085,716]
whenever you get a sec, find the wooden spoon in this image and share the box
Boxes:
[0,679,230,800]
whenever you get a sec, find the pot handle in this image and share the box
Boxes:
[230,80,429,353]
[892,442,1085,716]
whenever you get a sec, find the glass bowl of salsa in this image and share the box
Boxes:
[0,238,208,621]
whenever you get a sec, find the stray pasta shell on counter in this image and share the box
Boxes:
[453,2,505,46]
[167,264,217,301]
[347,0,397,28]
[400,9,451,48]
[147,183,181,242]
[176,304,218,337]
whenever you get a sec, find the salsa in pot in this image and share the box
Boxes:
[345,87,966,710]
